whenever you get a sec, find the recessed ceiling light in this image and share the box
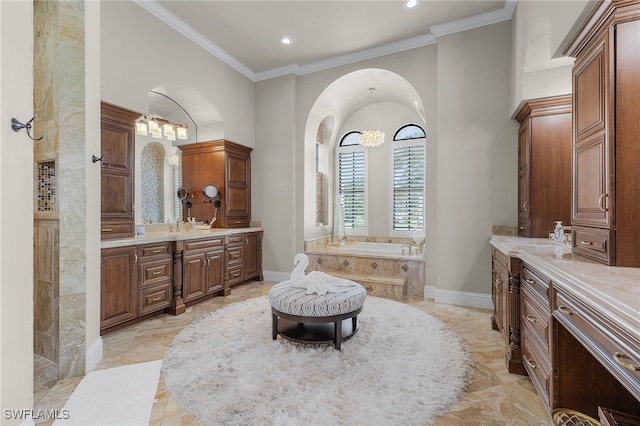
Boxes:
[405,0,419,9]
[280,37,292,45]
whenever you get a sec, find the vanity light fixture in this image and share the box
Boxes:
[136,115,188,141]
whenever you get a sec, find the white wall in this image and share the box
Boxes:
[0,1,34,420]
[436,21,517,296]
[100,1,255,148]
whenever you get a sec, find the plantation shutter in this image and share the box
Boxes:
[338,151,365,229]
[393,144,425,231]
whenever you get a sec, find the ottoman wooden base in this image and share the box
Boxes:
[271,306,362,350]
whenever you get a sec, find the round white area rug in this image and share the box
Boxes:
[161,296,473,426]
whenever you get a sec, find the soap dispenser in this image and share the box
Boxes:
[191,218,196,230]
[553,221,564,242]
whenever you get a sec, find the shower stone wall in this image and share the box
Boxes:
[33,0,87,379]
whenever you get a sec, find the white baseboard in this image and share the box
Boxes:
[263,270,289,283]
[85,337,103,374]
[429,287,493,310]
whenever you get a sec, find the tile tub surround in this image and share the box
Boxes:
[304,237,425,300]
[489,236,639,343]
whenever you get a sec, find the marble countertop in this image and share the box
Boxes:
[490,235,640,341]
[101,227,263,249]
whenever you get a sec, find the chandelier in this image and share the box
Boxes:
[135,115,188,142]
[359,129,386,147]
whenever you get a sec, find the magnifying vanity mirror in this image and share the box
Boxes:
[203,184,222,207]
[177,186,188,201]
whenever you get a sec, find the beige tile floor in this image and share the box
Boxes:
[34,281,552,425]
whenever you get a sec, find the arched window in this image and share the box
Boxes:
[336,131,367,234]
[339,131,362,147]
[391,124,425,233]
[393,124,426,141]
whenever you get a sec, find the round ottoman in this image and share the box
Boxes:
[269,281,366,350]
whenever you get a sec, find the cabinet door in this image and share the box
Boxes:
[492,267,503,332]
[518,120,531,236]
[225,152,250,225]
[573,37,608,141]
[573,133,610,227]
[101,246,137,330]
[182,251,206,302]
[205,250,224,294]
[244,232,260,279]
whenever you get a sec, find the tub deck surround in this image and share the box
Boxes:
[304,237,425,300]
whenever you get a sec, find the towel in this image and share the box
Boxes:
[287,253,360,295]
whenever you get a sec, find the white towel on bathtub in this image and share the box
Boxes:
[286,253,360,295]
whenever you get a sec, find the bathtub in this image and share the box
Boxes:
[323,241,421,258]
[304,239,425,299]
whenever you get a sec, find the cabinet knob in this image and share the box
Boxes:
[525,278,535,285]
[519,225,527,231]
[494,278,502,291]
[522,201,529,212]
[134,253,138,263]
[525,315,537,323]
[524,356,537,369]
[579,241,594,246]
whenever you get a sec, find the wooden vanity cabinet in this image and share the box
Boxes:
[514,96,572,238]
[100,246,137,330]
[520,264,555,413]
[100,102,138,240]
[179,140,252,228]
[491,246,525,375]
[564,2,640,266]
[182,237,225,303]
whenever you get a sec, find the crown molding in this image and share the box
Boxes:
[135,0,517,83]
[431,0,516,38]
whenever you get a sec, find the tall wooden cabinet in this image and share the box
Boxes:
[564,1,640,266]
[514,96,572,238]
[179,140,252,228]
[100,102,138,240]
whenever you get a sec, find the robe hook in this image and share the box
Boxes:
[92,152,106,164]
[11,114,44,141]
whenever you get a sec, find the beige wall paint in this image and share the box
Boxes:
[436,21,517,295]
[0,1,34,420]
[100,1,255,148]
[254,75,297,273]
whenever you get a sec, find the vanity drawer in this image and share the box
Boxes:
[226,218,249,228]
[138,282,172,316]
[140,242,171,259]
[184,237,224,252]
[522,325,553,410]
[521,265,551,306]
[572,226,614,265]
[139,258,172,288]
[492,248,509,274]
[227,246,244,265]
[227,264,244,286]
[521,289,551,355]
[225,234,244,246]
[101,221,135,240]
